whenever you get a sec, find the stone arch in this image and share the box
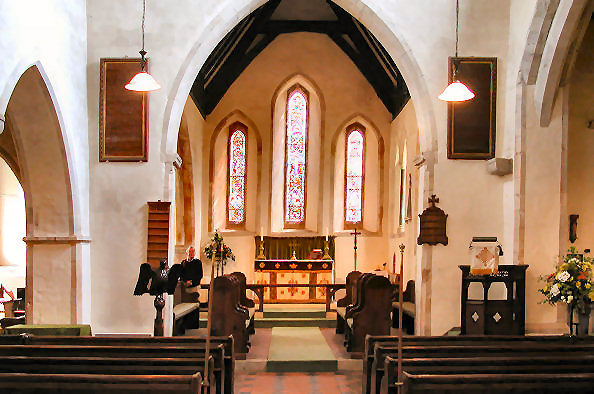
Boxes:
[4,64,82,324]
[161,0,437,163]
[161,0,438,334]
[529,1,593,126]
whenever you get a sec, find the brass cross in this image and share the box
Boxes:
[350,228,362,270]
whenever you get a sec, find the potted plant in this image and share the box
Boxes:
[204,230,235,277]
[539,247,594,335]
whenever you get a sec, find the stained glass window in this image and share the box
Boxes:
[345,126,364,224]
[285,87,308,225]
[228,123,246,225]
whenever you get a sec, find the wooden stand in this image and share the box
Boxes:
[460,264,528,335]
[153,294,165,337]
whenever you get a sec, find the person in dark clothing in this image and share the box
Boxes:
[181,246,203,290]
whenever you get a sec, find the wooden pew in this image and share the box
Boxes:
[0,372,203,393]
[336,271,362,334]
[363,334,594,394]
[210,275,250,356]
[391,280,414,334]
[0,344,223,394]
[228,272,255,335]
[21,335,234,394]
[344,274,393,355]
[382,354,594,393]
[370,341,594,394]
[399,371,594,394]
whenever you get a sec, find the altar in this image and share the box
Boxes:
[253,236,335,303]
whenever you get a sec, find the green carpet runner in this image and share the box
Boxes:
[266,327,337,372]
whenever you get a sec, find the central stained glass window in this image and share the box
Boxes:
[345,127,364,224]
[228,125,246,224]
[285,87,308,224]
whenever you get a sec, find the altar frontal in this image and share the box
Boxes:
[254,236,334,303]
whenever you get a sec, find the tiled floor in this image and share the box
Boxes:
[235,371,362,393]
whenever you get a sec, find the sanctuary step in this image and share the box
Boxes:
[255,305,335,328]
[266,327,337,372]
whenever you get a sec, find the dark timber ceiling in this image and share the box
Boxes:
[190,0,410,119]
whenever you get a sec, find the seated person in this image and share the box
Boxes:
[180,246,203,299]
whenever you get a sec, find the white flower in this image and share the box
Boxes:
[551,284,560,296]
[556,271,571,282]
[567,295,574,303]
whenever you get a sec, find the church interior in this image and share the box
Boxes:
[0,0,593,392]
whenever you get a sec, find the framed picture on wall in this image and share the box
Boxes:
[447,57,497,160]
[99,58,148,162]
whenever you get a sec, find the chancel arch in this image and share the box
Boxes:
[208,111,262,234]
[3,65,82,324]
[271,75,323,233]
[332,115,383,235]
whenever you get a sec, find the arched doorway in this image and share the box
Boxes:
[3,65,82,324]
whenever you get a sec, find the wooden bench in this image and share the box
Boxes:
[0,372,203,393]
[18,335,234,394]
[382,354,594,393]
[391,280,415,334]
[210,275,251,356]
[369,341,594,394]
[398,371,594,394]
[363,334,594,394]
[0,339,233,394]
[336,271,362,334]
[229,272,256,335]
[173,303,200,336]
[344,274,393,355]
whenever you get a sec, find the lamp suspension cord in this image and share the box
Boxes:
[455,0,459,58]
[141,0,146,52]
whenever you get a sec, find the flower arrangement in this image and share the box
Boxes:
[539,247,594,313]
[204,230,235,265]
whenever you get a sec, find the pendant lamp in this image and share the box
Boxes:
[125,0,160,92]
[438,0,474,102]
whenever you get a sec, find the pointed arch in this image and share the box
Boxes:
[208,110,262,233]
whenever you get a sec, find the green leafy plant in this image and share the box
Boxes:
[204,230,235,265]
[539,247,594,313]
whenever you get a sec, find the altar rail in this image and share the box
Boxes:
[203,283,346,313]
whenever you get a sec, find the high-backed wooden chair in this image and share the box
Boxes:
[336,271,362,333]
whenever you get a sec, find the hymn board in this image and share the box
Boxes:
[253,236,334,303]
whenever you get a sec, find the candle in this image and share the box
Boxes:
[325,227,328,242]
[260,227,264,242]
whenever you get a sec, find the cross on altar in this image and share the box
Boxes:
[289,240,298,260]
[350,228,361,270]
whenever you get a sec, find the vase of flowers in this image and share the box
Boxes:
[539,247,594,335]
[204,230,235,277]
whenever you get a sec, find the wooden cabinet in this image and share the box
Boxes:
[147,201,170,268]
[460,264,528,335]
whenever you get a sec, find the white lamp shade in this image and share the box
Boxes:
[438,81,475,102]
[125,71,161,92]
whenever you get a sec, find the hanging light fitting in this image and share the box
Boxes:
[438,0,474,102]
[125,0,160,92]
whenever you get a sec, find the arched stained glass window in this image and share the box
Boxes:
[227,122,247,225]
[345,125,365,225]
[284,86,308,225]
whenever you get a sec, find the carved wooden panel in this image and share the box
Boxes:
[417,195,448,246]
[99,58,148,162]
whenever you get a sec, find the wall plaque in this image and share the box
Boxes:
[417,195,448,246]
[447,57,497,159]
[99,58,148,162]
